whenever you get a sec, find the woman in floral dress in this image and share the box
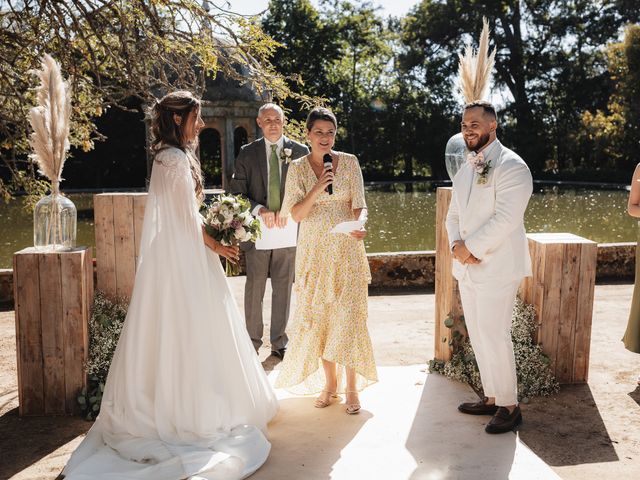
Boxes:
[274,107,377,414]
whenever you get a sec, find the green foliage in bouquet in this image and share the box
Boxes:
[429,298,559,402]
[77,291,127,420]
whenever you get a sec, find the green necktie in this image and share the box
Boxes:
[268,144,281,211]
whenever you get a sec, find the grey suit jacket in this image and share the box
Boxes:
[229,136,309,249]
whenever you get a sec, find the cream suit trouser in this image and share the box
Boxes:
[458,275,521,406]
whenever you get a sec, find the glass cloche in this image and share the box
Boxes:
[444,132,467,181]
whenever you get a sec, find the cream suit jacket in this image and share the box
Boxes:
[445,140,533,283]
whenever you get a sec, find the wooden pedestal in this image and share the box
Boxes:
[521,233,597,384]
[13,247,93,416]
[94,193,147,300]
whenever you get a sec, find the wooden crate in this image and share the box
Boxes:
[13,247,93,416]
[521,233,597,384]
[434,187,463,362]
[94,193,147,300]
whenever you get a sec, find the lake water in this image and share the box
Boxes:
[0,184,635,268]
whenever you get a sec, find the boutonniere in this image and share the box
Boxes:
[467,151,492,185]
[281,147,293,164]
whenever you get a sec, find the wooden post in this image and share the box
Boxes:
[520,233,597,383]
[13,247,92,416]
[434,187,463,362]
[94,193,147,300]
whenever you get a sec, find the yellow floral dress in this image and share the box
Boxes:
[274,152,378,394]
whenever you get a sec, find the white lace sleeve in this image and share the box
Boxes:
[154,147,190,180]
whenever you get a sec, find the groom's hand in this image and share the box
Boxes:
[452,241,480,264]
[259,208,276,228]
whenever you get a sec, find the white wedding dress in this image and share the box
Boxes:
[63,147,278,479]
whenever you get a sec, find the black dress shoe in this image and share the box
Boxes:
[271,348,286,360]
[485,406,522,434]
[458,397,499,416]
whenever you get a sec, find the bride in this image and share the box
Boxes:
[62,91,278,479]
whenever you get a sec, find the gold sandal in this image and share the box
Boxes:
[315,390,338,408]
[345,390,361,415]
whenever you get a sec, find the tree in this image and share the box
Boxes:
[580,24,640,176]
[0,0,306,202]
[399,0,639,175]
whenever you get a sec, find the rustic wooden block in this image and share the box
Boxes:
[434,187,463,362]
[94,193,147,300]
[13,252,44,415]
[521,233,597,383]
[13,247,93,416]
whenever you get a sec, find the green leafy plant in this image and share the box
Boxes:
[430,298,559,401]
[77,291,127,420]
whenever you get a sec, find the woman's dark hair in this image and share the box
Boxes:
[305,107,338,131]
[149,90,203,201]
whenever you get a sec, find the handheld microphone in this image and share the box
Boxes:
[323,153,333,195]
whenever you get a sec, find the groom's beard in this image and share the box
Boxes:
[464,132,491,152]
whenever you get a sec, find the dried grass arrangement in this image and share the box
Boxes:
[458,17,496,103]
[28,54,76,250]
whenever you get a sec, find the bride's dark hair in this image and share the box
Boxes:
[149,90,204,201]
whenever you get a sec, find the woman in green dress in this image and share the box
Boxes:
[624,163,640,385]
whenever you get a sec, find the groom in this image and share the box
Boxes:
[445,100,533,434]
[230,103,309,359]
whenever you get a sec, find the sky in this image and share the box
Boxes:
[220,0,419,18]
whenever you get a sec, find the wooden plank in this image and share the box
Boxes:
[555,243,581,383]
[60,249,88,414]
[434,187,453,361]
[538,242,563,377]
[112,195,136,300]
[133,194,147,265]
[573,243,597,383]
[531,240,546,344]
[38,253,65,415]
[94,194,116,298]
[13,251,44,415]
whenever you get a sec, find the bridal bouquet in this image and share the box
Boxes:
[202,194,261,276]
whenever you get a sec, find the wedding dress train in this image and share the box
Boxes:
[63,147,278,479]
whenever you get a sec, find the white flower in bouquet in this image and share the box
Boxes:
[234,226,247,241]
[240,211,252,226]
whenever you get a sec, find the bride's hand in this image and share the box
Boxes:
[211,241,240,263]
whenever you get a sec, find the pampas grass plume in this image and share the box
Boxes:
[28,54,72,193]
[458,17,496,103]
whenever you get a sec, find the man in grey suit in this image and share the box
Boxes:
[230,103,309,359]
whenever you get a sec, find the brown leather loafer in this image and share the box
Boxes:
[458,397,499,415]
[485,406,522,434]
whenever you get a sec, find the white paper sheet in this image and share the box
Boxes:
[330,220,365,235]
[255,217,298,250]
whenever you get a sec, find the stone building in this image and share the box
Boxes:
[199,68,271,190]
[146,66,271,191]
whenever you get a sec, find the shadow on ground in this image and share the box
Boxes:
[629,386,640,407]
[518,383,618,466]
[0,403,89,479]
[252,396,370,479]
[405,374,521,479]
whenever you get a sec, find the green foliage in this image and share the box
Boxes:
[77,291,127,420]
[429,298,559,401]
[580,24,640,175]
[398,1,639,176]
[0,1,312,203]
